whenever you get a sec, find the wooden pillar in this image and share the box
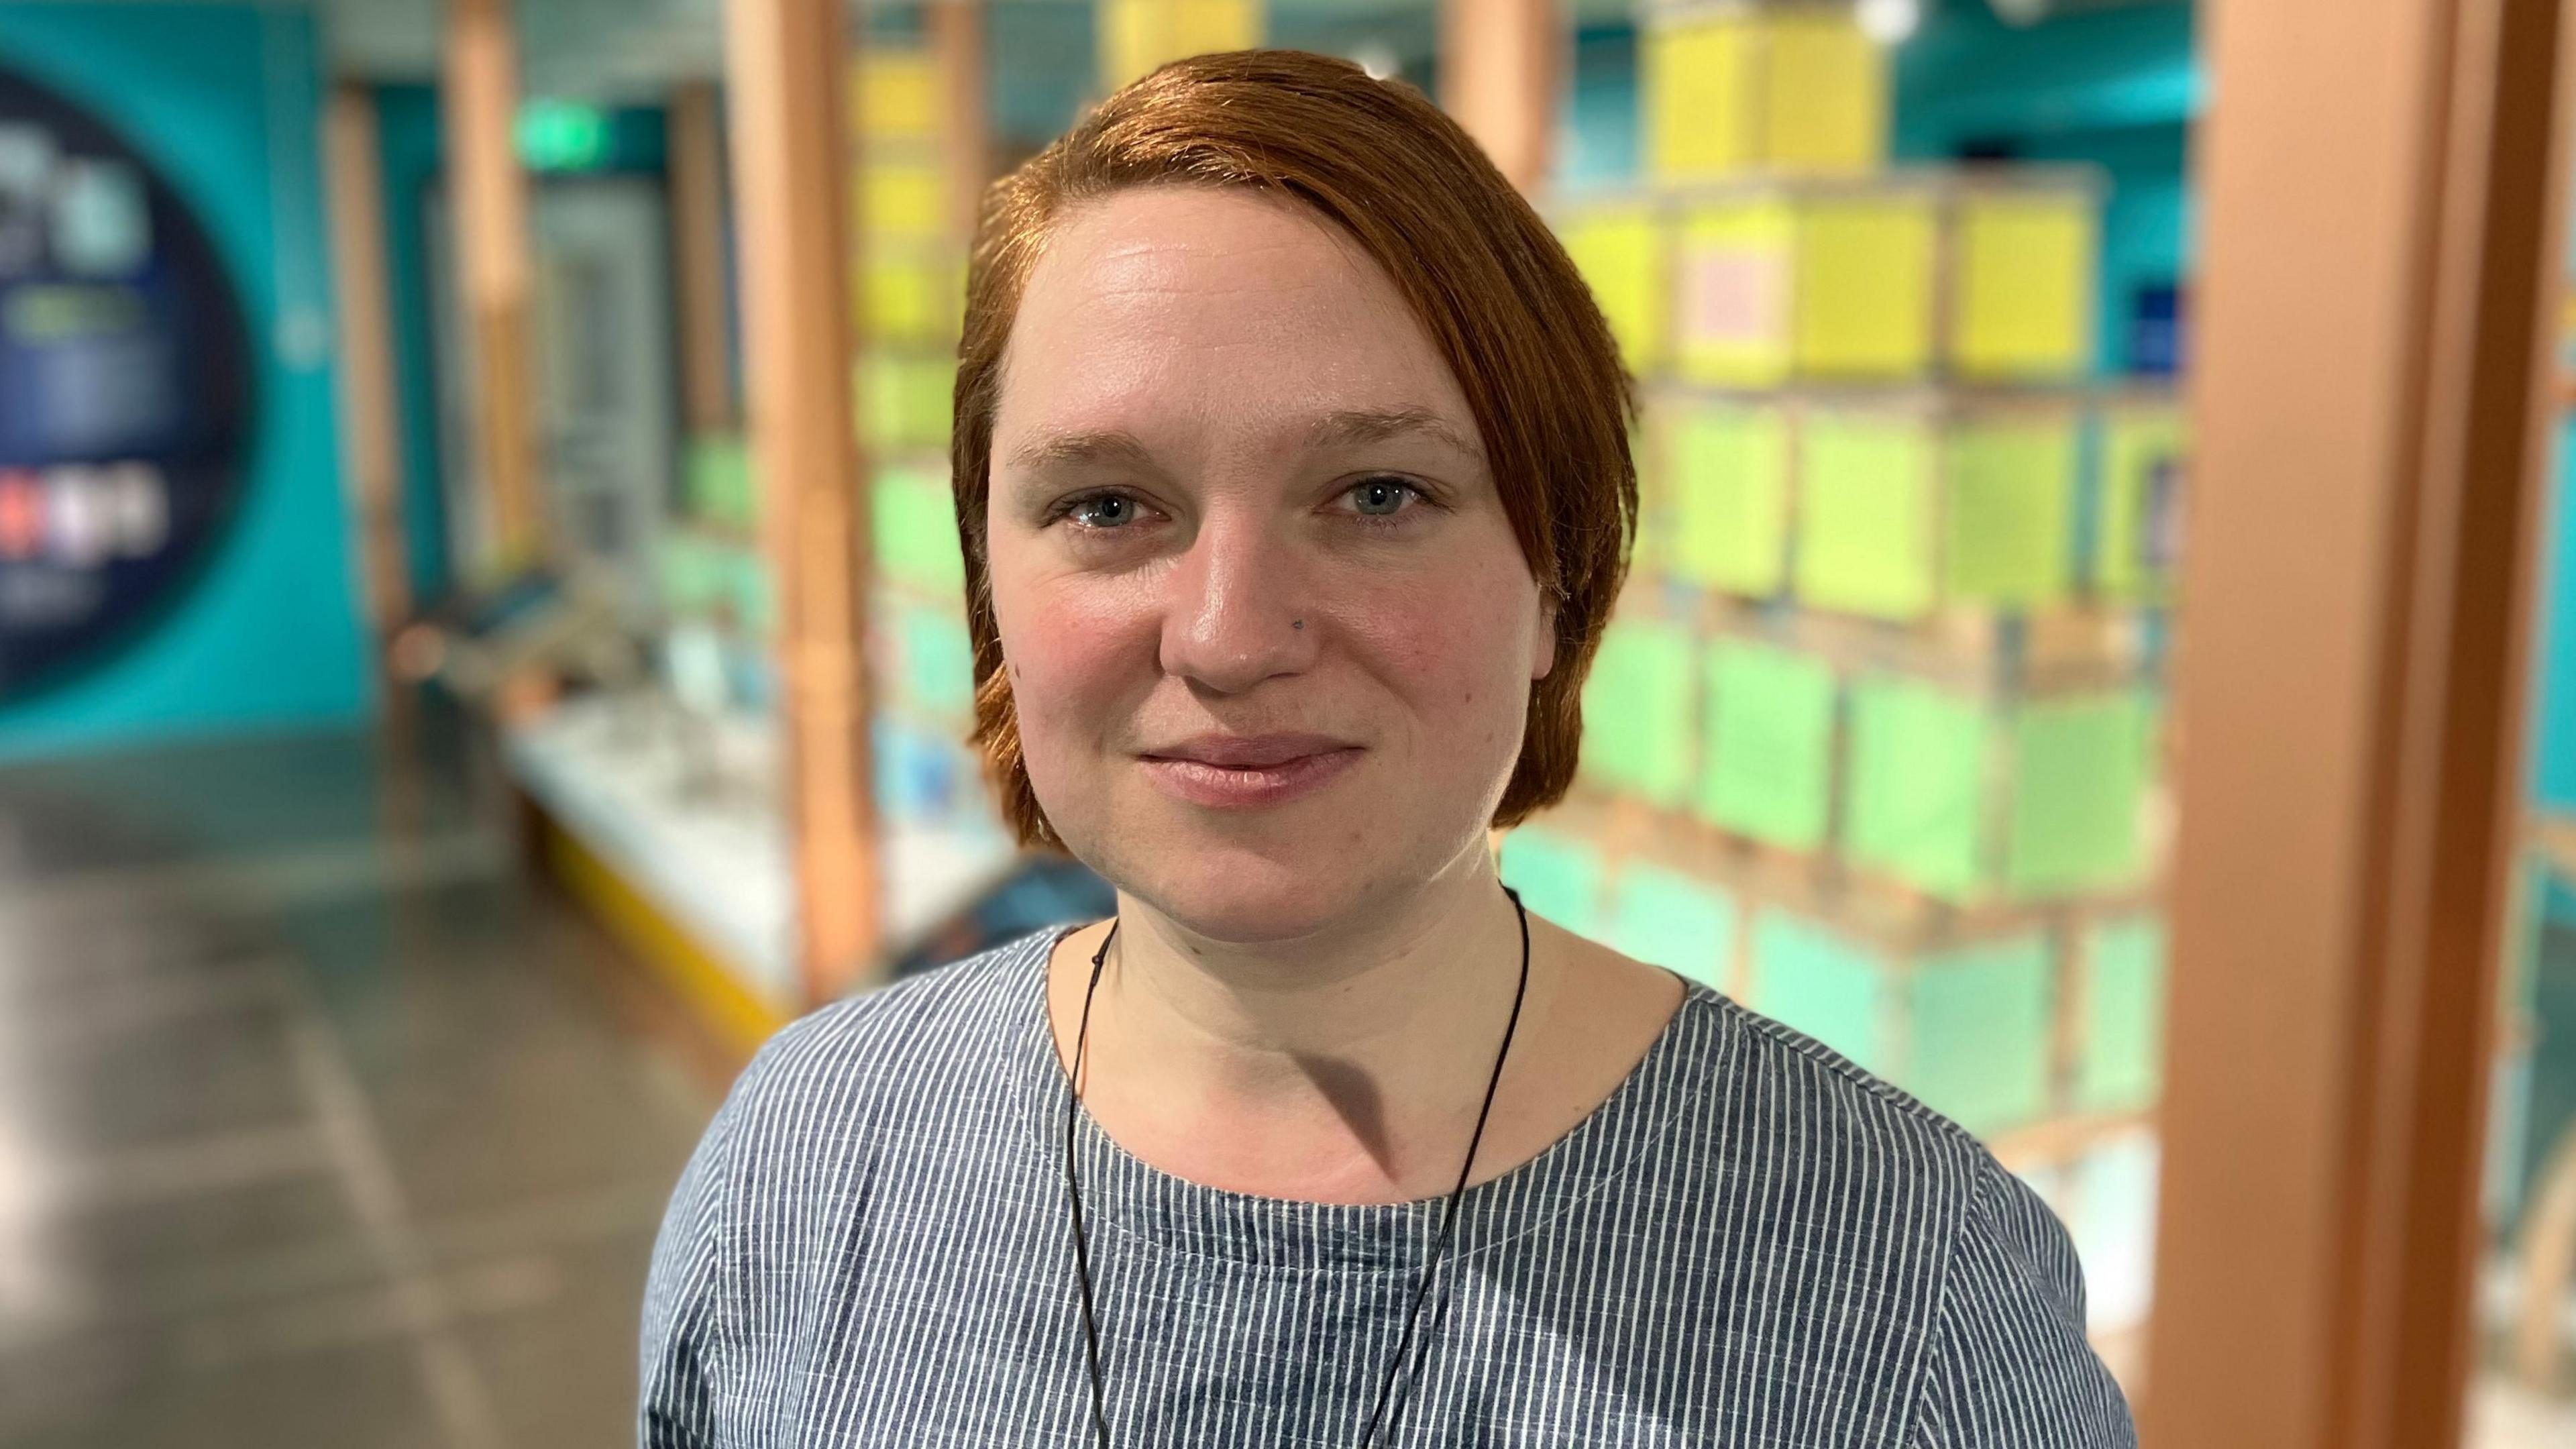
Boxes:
[321,83,413,657]
[726,0,881,1002]
[1439,0,1558,193]
[441,0,544,571]
[669,81,737,436]
[2145,0,2573,1443]
[928,0,990,239]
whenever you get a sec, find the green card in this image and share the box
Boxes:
[684,434,757,531]
[1668,403,1791,597]
[1796,411,1938,620]
[1750,908,1889,1072]
[1499,827,1605,940]
[1944,415,2079,608]
[1907,933,2055,1136]
[1606,863,1737,991]
[2004,692,2153,898]
[1580,620,1697,808]
[1845,676,1988,899]
[1697,638,1837,850]
[657,533,720,617]
[2076,914,2167,1114]
[872,466,967,595]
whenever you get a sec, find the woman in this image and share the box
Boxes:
[643,50,2133,1448]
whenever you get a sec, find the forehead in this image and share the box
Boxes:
[994,185,1476,450]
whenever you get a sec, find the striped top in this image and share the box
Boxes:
[640,923,2135,1447]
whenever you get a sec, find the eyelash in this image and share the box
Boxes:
[1048,477,1434,532]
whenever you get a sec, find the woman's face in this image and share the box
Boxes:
[985,185,1555,944]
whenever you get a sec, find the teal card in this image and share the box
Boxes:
[1499,827,1607,940]
[900,604,977,719]
[1750,909,1889,1073]
[1907,934,2055,1136]
[1606,863,1737,991]
[2076,914,2166,1114]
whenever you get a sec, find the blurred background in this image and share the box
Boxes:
[0,0,2562,1444]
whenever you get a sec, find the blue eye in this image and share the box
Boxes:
[1349,478,1417,517]
[1064,492,1141,528]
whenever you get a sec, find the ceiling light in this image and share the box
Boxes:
[1857,0,1923,45]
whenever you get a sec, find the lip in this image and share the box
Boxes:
[1136,734,1364,809]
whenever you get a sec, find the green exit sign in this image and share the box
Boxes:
[516,101,608,171]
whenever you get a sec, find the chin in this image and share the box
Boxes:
[1093,818,1393,946]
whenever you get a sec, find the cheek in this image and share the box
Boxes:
[988,555,1158,749]
[1338,551,1536,745]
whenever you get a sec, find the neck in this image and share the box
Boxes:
[1060,844,1546,1202]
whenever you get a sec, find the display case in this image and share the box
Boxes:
[1523,0,2181,1379]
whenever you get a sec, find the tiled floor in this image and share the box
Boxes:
[0,721,728,1449]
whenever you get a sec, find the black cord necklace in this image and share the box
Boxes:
[1062,885,1533,1449]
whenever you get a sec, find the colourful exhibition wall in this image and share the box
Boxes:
[0,3,369,759]
[2537,417,2576,818]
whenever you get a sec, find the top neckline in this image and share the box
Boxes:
[1004,920,1720,1275]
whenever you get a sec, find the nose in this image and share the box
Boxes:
[1159,508,1316,694]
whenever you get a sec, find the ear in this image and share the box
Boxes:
[1530,590,1559,683]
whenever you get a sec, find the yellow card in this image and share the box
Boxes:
[863,254,962,345]
[1794,193,1938,380]
[1943,413,2079,608]
[1099,0,1263,93]
[1764,11,1886,176]
[1795,409,1939,620]
[1675,197,1796,386]
[854,52,941,142]
[1954,191,2096,380]
[860,160,947,239]
[1562,209,1669,371]
[1669,402,1791,597]
[1646,14,1758,182]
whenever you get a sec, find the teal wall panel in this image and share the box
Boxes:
[0,3,368,757]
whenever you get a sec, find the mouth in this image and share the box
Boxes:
[1135,735,1364,809]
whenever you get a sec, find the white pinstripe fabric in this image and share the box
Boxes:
[641,924,2135,1446]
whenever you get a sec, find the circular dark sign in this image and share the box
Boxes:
[0,65,254,702]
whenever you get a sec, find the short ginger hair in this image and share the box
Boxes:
[948,48,1636,849]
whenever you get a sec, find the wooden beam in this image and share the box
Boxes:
[321,83,412,651]
[725,0,881,1002]
[1439,0,1559,193]
[2145,0,2573,1443]
[927,0,990,240]
[669,80,737,437]
[441,0,545,572]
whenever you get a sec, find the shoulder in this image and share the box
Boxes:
[703,925,1065,1168]
[1671,987,2003,1203]
[1660,991,2130,1442]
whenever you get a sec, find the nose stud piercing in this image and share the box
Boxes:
[1292,619,1305,631]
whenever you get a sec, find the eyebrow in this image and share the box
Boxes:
[1006,428,1158,473]
[1002,407,1485,476]
[1305,407,1483,461]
